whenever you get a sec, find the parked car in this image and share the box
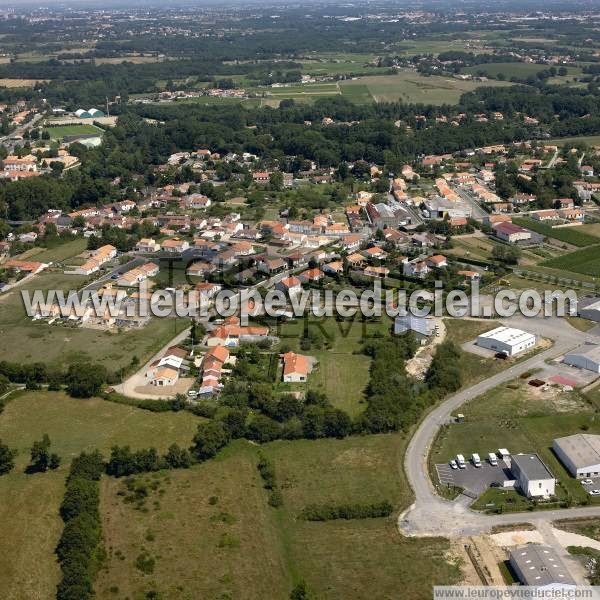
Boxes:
[449,459,458,470]
[187,390,198,397]
[581,479,594,485]
[590,489,600,496]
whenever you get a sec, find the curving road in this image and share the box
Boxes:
[399,314,600,538]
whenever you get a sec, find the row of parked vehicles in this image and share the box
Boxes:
[449,451,502,470]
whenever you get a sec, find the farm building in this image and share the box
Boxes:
[511,453,555,498]
[476,326,536,356]
[553,434,600,478]
[563,343,600,373]
[509,545,576,589]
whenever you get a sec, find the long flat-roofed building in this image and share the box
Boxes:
[509,545,576,589]
[476,326,536,356]
[553,434,600,478]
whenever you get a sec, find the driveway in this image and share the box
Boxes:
[113,326,191,400]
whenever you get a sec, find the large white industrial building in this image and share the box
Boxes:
[553,434,600,478]
[476,326,536,357]
[563,343,600,373]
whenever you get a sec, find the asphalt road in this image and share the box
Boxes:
[399,314,600,538]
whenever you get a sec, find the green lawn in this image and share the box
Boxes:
[0,390,203,600]
[0,269,188,372]
[513,217,600,248]
[43,123,104,140]
[96,434,461,599]
[14,237,87,264]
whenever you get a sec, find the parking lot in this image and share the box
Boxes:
[579,477,600,496]
[435,460,511,496]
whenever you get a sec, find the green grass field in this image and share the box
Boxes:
[96,435,461,599]
[548,135,600,147]
[0,390,203,600]
[43,123,104,140]
[0,269,188,372]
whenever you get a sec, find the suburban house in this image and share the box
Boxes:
[67,244,116,276]
[426,255,447,268]
[135,238,160,252]
[2,259,46,275]
[206,316,269,347]
[199,345,230,394]
[116,262,159,287]
[364,265,389,279]
[322,261,344,276]
[281,351,312,383]
[276,276,302,297]
[145,345,188,386]
[298,268,324,283]
[257,257,286,274]
[403,258,429,278]
[161,238,190,253]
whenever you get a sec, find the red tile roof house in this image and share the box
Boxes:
[281,351,312,383]
[276,276,302,296]
[161,238,190,253]
[206,316,269,347]
[364,265,390,279]
[298,268,324,283]
[322,261,344,276]
[426,254,448,268]
[257,257,286,274]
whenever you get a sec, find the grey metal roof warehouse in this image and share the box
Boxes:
[509,545,576,587]
[511,453,554,480]
[554,434,600,470]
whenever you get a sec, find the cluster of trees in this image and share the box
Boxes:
[0,360,108,398]
[28,434,60,473]
[105,443,192,477]
[0,439,16,475]
[257,452,283,507]
[56,451,104,600]
[299,501,393,521]
[424,341,463,400]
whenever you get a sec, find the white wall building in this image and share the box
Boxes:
[553,434,600,478]
[476,326,536,356]
[511,453,555,498]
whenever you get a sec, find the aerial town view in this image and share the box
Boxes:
[6,0,600,598]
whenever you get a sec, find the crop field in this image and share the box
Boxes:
[549,135,600,147]
[43,123,104,139]
[512,217,600,247]
[97,435,460,599]
[340,71,512,105]
[0,78,48,88]
[542,244,600,277]
[0,390,202,600]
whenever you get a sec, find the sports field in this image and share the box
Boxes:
[43,123,104,140]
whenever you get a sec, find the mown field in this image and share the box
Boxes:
[43,123,104,140]
[96,435,461,600]
[461,62,546,79]
[0,390,203,600]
